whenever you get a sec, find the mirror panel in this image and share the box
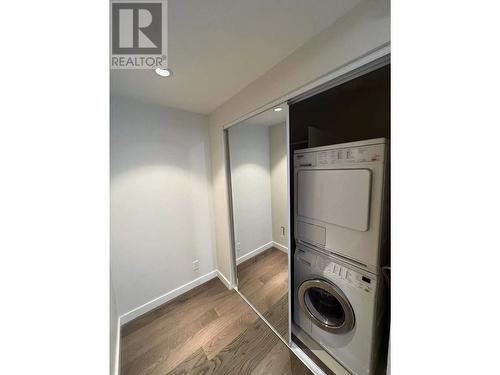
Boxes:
[227,104,289,340]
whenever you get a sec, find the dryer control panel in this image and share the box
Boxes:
[294,142,385,168]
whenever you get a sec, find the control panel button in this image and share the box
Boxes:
[340,268,348,279]
[345,270,352,281]
[335,265,342,276]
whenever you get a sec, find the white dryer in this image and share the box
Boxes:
[294,244,384,375]
[294,138,389,274]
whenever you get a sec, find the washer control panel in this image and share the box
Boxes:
[315,256,375,293]
[294,143,385,168]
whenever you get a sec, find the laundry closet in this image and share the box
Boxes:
[225,60,390,375]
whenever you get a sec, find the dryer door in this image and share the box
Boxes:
[297,169,371,231]
[298,279,355,334]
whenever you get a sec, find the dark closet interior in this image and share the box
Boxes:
[289,64,390,148]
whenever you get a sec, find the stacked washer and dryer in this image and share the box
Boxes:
[293,138,389,375]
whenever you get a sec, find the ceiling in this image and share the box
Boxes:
[110,0,362,114]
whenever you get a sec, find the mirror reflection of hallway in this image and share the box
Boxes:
[227,105,289,340]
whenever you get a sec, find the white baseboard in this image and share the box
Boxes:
[119,270,217,325]
[272,241,288,254]
[114,317,121,375]
[216,269,233,289]
[236,241,273,265]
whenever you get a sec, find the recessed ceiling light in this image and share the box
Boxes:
[155,67,172,77]
[274,107,283,112]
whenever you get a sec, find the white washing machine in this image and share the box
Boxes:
[294,243,384,375]
[294,138,388,274]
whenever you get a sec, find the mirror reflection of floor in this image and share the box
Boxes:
[237,247,289,339]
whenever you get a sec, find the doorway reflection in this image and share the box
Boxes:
[227,104,289,340]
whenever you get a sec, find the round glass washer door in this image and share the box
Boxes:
[298,279,355,334]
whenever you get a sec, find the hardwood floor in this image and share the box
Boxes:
[119,277,311,375]
[237,247,289,339]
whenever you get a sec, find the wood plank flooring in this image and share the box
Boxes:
[119,277,311,375]
[237,247,289,339]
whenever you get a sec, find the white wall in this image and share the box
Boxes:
[228,124,273,261]
[111,96,216,317]
[208,0,390,282]
[269,123,288,250]
[208,122,235,286]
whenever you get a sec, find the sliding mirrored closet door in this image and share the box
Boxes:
[226,104,290,340]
